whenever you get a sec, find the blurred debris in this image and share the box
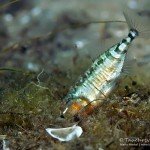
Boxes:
[0,0,32,15]
[0,135,10,150]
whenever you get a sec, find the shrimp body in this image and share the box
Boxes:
[63,29,138,117]
[46,9,150,142]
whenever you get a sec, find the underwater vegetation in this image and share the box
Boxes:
[0,0,150,149]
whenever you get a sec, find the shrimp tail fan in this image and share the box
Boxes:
[123,8,150,38]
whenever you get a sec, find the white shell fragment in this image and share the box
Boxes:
[46,125,83,141]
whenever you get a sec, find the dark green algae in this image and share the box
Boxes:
[0,60,150,149]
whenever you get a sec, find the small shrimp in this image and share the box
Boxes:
[46,9,150,141]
